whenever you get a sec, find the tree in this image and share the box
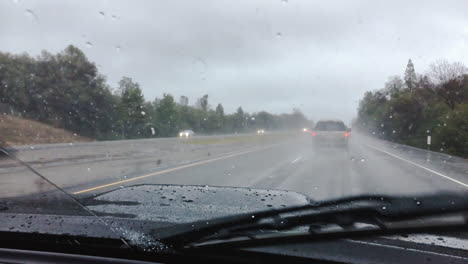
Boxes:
[428,60,468,85]
[383,75,404,96]
[233,107,245,132]
[117,77,146,138]
[156,94,179,137]
[196,94,209,112]
[404,59,417,91]
[215,103,225,130]
[179,95,189,106]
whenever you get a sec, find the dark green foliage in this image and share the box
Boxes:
[357,60,468,158]
[0,46,312,141]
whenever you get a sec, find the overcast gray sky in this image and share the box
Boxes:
[1,0,468,123]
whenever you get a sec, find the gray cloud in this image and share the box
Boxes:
[1,0,468,123]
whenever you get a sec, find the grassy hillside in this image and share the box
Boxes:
[0,115,91,145]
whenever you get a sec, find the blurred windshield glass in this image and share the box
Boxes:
[0,0,467,243]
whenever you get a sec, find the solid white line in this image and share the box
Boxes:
[365,144,468,189]
[72,144,277,194]
[291,156,302,164]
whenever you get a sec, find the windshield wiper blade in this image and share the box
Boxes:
[154,193,468,250]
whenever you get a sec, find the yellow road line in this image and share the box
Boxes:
[72,145,274,195]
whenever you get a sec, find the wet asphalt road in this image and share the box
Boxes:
[1,132,467,202]
[66,133,468,201]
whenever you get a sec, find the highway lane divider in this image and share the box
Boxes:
[71,143,283,195]
[365,144,468,189]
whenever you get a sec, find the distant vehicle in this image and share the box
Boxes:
[257,129,265,134]
[311,120,350,148]
[179,130,194,138]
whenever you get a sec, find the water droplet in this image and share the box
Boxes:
[360,158,366,162]
[25,9,39,22]
[381,124,384,127]
[87,168,91,172]
[115,45,121,52]
[392,130,396,134]
[313,186,318,190]
[30,146,35,150]
[99,11,105,17]
[443,123,447,127]
[85,41,93,48]
[141,111,146,116]
[382,206,387,210]
[416,201,421,205]
[251,215,255,219]
[73,133,78,136]
[389,115,393,119]
[119,185,124,189]
[276,32,282,37]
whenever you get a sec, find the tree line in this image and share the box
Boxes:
[0,45,312,140]
[356,59,468,158]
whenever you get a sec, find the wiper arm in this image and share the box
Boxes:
[154,193,468,250]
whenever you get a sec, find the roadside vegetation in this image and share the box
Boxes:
[0,45,313,142]
[356,59,468,158]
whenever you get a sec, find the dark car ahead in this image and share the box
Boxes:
[311,120,350,148]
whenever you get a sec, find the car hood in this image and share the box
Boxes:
[85,184,312,223]
[0,184,312,240]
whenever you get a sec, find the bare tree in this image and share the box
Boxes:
[428,59,468,85]
[383,75,404,95]
[428,60,468,109]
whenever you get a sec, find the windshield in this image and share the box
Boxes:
[0,0,467,257]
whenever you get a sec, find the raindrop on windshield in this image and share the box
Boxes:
[381,206,387,210]
[85,41,93,48]
[115,45,121,52]
[141,111,146,116]
[87,168,91,172]
[25,9,39,22]
[416,201,421,205]
[251,215,255,219]
[276,32,282,37]
[99,11,105,18]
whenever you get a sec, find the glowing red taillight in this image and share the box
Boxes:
[312,131,317,136]
[344,132,349,137]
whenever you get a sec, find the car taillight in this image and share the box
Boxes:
[312,131,317,136]
[344,132,349,137]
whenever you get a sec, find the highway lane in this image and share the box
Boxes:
[66,133,468,201]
